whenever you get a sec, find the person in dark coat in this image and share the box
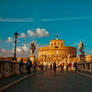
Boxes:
[73,62,81,72]
[45,64,48,71]
[27,58,32,74]
[60,63,65,72]
[33,62,37,73]
[53,62,56,72]
[19,58,23,73]
[66,63,69,72]
[40,64,44,71]
[50,64,52,70]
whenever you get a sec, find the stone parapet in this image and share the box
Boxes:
[0,60,27,79]
[77,62,92,73]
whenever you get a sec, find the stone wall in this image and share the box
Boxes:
[38,46,76,65]
[77,62,92,72]
[0,60,27,79]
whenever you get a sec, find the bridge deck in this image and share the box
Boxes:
[2,70,92,92]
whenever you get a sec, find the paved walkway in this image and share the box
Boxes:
[0,73,27,88]
[3,70,92,92]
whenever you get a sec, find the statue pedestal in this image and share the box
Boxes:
[29,55,35,64]
[79,54,85,63]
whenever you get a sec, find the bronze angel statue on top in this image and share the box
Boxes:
[78,40,85,55]
[30,41,36,56]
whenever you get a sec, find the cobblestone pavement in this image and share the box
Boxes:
[4,70,92,92]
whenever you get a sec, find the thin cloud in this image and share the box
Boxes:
[85,48,92,55]
[41,16,92,22]
[0,18,35,22]
[72,41,79,47]
[0,48,13,57]
[1,16,92,23]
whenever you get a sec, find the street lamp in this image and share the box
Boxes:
[13,32,18,61]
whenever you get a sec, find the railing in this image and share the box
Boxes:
[0,60,27,79]
[77,62,92,72]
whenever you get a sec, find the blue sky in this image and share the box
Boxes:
[0,0,92,56]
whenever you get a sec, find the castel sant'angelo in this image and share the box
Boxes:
[38,35,77,65]
[1,35,92,65]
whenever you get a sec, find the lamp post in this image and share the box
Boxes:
[13,32,18,61]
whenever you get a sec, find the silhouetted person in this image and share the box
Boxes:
[53,62,56,72]
[19,58,23,73]
[45,64,48,71]
[33,62,37,73]
[69,62,72,71]
[50,64,52,70]
[60,63,65,72]
[40,64,43,71]
[27,58,32,74]
[66,63,69,72]
[73,62,81,72]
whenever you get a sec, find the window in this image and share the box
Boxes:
[54,43,56,45]
[57,42,59,45]
[61,43,63,46]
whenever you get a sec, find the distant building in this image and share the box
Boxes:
[85,55,92,62]
[17,57,28,63]
[0,56,12,61]
[38,36,77,65]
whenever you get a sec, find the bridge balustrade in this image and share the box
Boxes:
[77,62,92,72]
[0,60,27,79]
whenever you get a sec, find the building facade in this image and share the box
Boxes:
[85,55,92,62]
[38,37,77,65]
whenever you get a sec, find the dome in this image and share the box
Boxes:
[49,39,64,48]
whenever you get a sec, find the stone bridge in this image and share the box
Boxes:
[0,60,92,92]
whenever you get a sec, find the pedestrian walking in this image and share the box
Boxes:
[53,62,56,72]
[19,58,23,73]
[33,62,37,73]
[50,64,52,70]
[69,62,72,71]
[60,63,65,72]
[26,58,32,74]
[66,63,69,72]
[45,64,48,71]
[73,62,81,72]
[40,64,44,71]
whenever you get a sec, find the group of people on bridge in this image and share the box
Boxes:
[19,58,81,74]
